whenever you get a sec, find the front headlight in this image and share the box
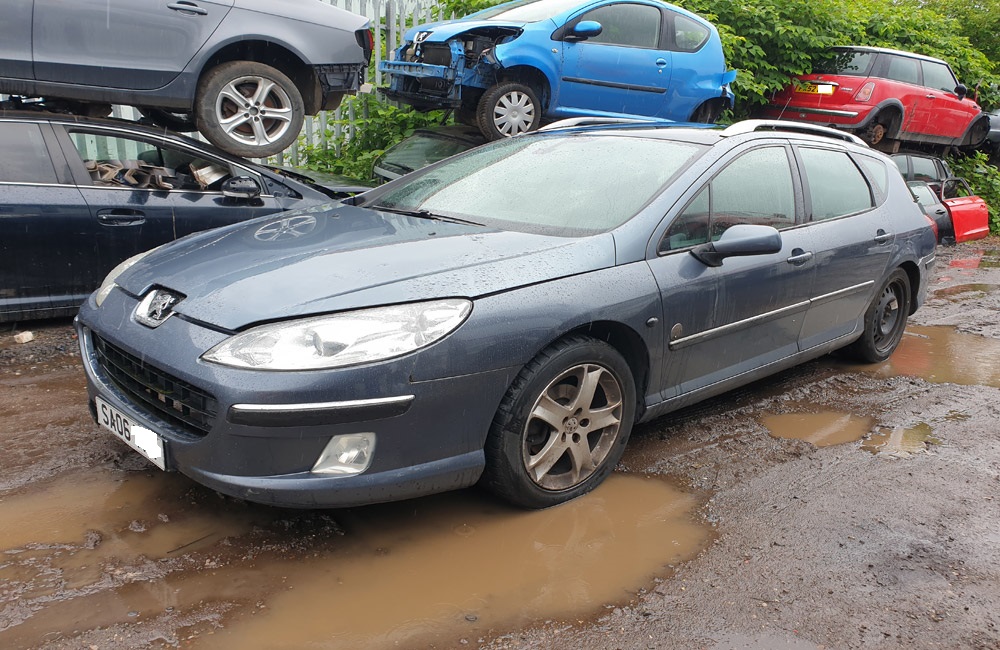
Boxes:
[202,299,472,371]
[94,246,163,307]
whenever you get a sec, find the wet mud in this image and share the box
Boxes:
[3,239,1000,649]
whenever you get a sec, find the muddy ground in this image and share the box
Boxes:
[1,239,999,650]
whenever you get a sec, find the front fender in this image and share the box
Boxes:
[493,40,560,94]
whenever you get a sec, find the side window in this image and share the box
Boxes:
[582,4,661,48]
[856,154,889,197]
[921,61,958,93]
[799,147,873,221]
[662,147,795,252]
[672,14,709,52]
[910,156,940,182]
[67,131,234,191]
[885,55,920,85]
[0,123,58,183]
[893,155,908,177]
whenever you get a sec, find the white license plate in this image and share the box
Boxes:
[95,396,166,470]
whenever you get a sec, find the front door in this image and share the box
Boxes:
[557,2,670,117]
[649,144,814,399]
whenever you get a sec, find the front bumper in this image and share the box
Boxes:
[75,291,517,508]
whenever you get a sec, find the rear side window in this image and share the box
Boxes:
[815,50,875,76]
[799,147,873,220]
[856,154,889,196]
[582,3,661,48]
[0,123,58,183]
[662,147,795,251]
[884,55,920,85]
[921,61,958,93]
[673,14,709,52]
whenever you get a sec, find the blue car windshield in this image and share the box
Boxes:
[472,0,592,22]
[369,133,705,236]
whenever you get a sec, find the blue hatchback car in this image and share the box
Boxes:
[379,0,736,139]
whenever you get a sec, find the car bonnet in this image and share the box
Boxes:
[404,19,529,42]
[114,204,616,330]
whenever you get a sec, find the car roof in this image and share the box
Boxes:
[831,45,949,66]
[537,118,870,149]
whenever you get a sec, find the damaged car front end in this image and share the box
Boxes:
[379,0,735,140]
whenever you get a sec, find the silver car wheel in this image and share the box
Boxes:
[522,362,624,491]
[215,75,294,147]
[492,90,537,137]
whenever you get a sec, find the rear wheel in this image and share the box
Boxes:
[481,335,636,509]
[476,81,541,140]
[845,269,911,363]
[195,61,304,158]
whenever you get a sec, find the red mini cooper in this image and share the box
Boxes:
[763,46,989,150]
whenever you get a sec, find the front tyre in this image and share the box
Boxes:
[195,61,304,158]
[482,336,636,509]
[476,82,541,141]
[845,269,911,363]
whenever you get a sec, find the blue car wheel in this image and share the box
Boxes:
[477,81,542,140]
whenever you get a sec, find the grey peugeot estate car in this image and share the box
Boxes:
[0,0,373,158]
[76,120,937,510]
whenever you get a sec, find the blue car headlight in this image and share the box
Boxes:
[202,299,472,371]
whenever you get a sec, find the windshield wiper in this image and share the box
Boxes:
[370,204,484,227]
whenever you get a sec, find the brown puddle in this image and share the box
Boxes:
[863,325,1000,388]
[0,470,708,649]
[762,411,875,447]
[861,423,940,456]
[932,283,997,301]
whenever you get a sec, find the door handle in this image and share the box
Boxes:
[935,208,947,215]
[655,58,668,67]
[786,249,813,266]
[97,209,146,226]
[873,230,893,245]
[925,94,936,99]
[168,1,209,15]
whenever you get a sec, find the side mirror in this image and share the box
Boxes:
[689,224,782,267]
[955,83,968,100]
[222,176,262,200]
[568,20,602,41]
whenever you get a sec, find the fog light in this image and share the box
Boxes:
[312,433,376,475]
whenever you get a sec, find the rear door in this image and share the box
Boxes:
[32,0,234,90]
[794,146,893,350]
[0,120,96,321]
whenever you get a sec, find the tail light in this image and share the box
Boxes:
[356,28,374,63]
[853,81,875,102]
[924,214,938,241]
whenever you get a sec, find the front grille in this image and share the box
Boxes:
[93,334,217,438]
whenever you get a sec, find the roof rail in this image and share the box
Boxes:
[539,116,670,131]
[721,119,867,146]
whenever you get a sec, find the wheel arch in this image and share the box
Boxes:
[497,65,552,110]
[959,114,990,147]
[198,40,321,113]
[562,320,652,421]
[897,260,922,316]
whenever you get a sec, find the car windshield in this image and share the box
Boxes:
[367,133,704,236]
[378,133,478,176]
[472,0,591,22]
[814,49,875,76]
